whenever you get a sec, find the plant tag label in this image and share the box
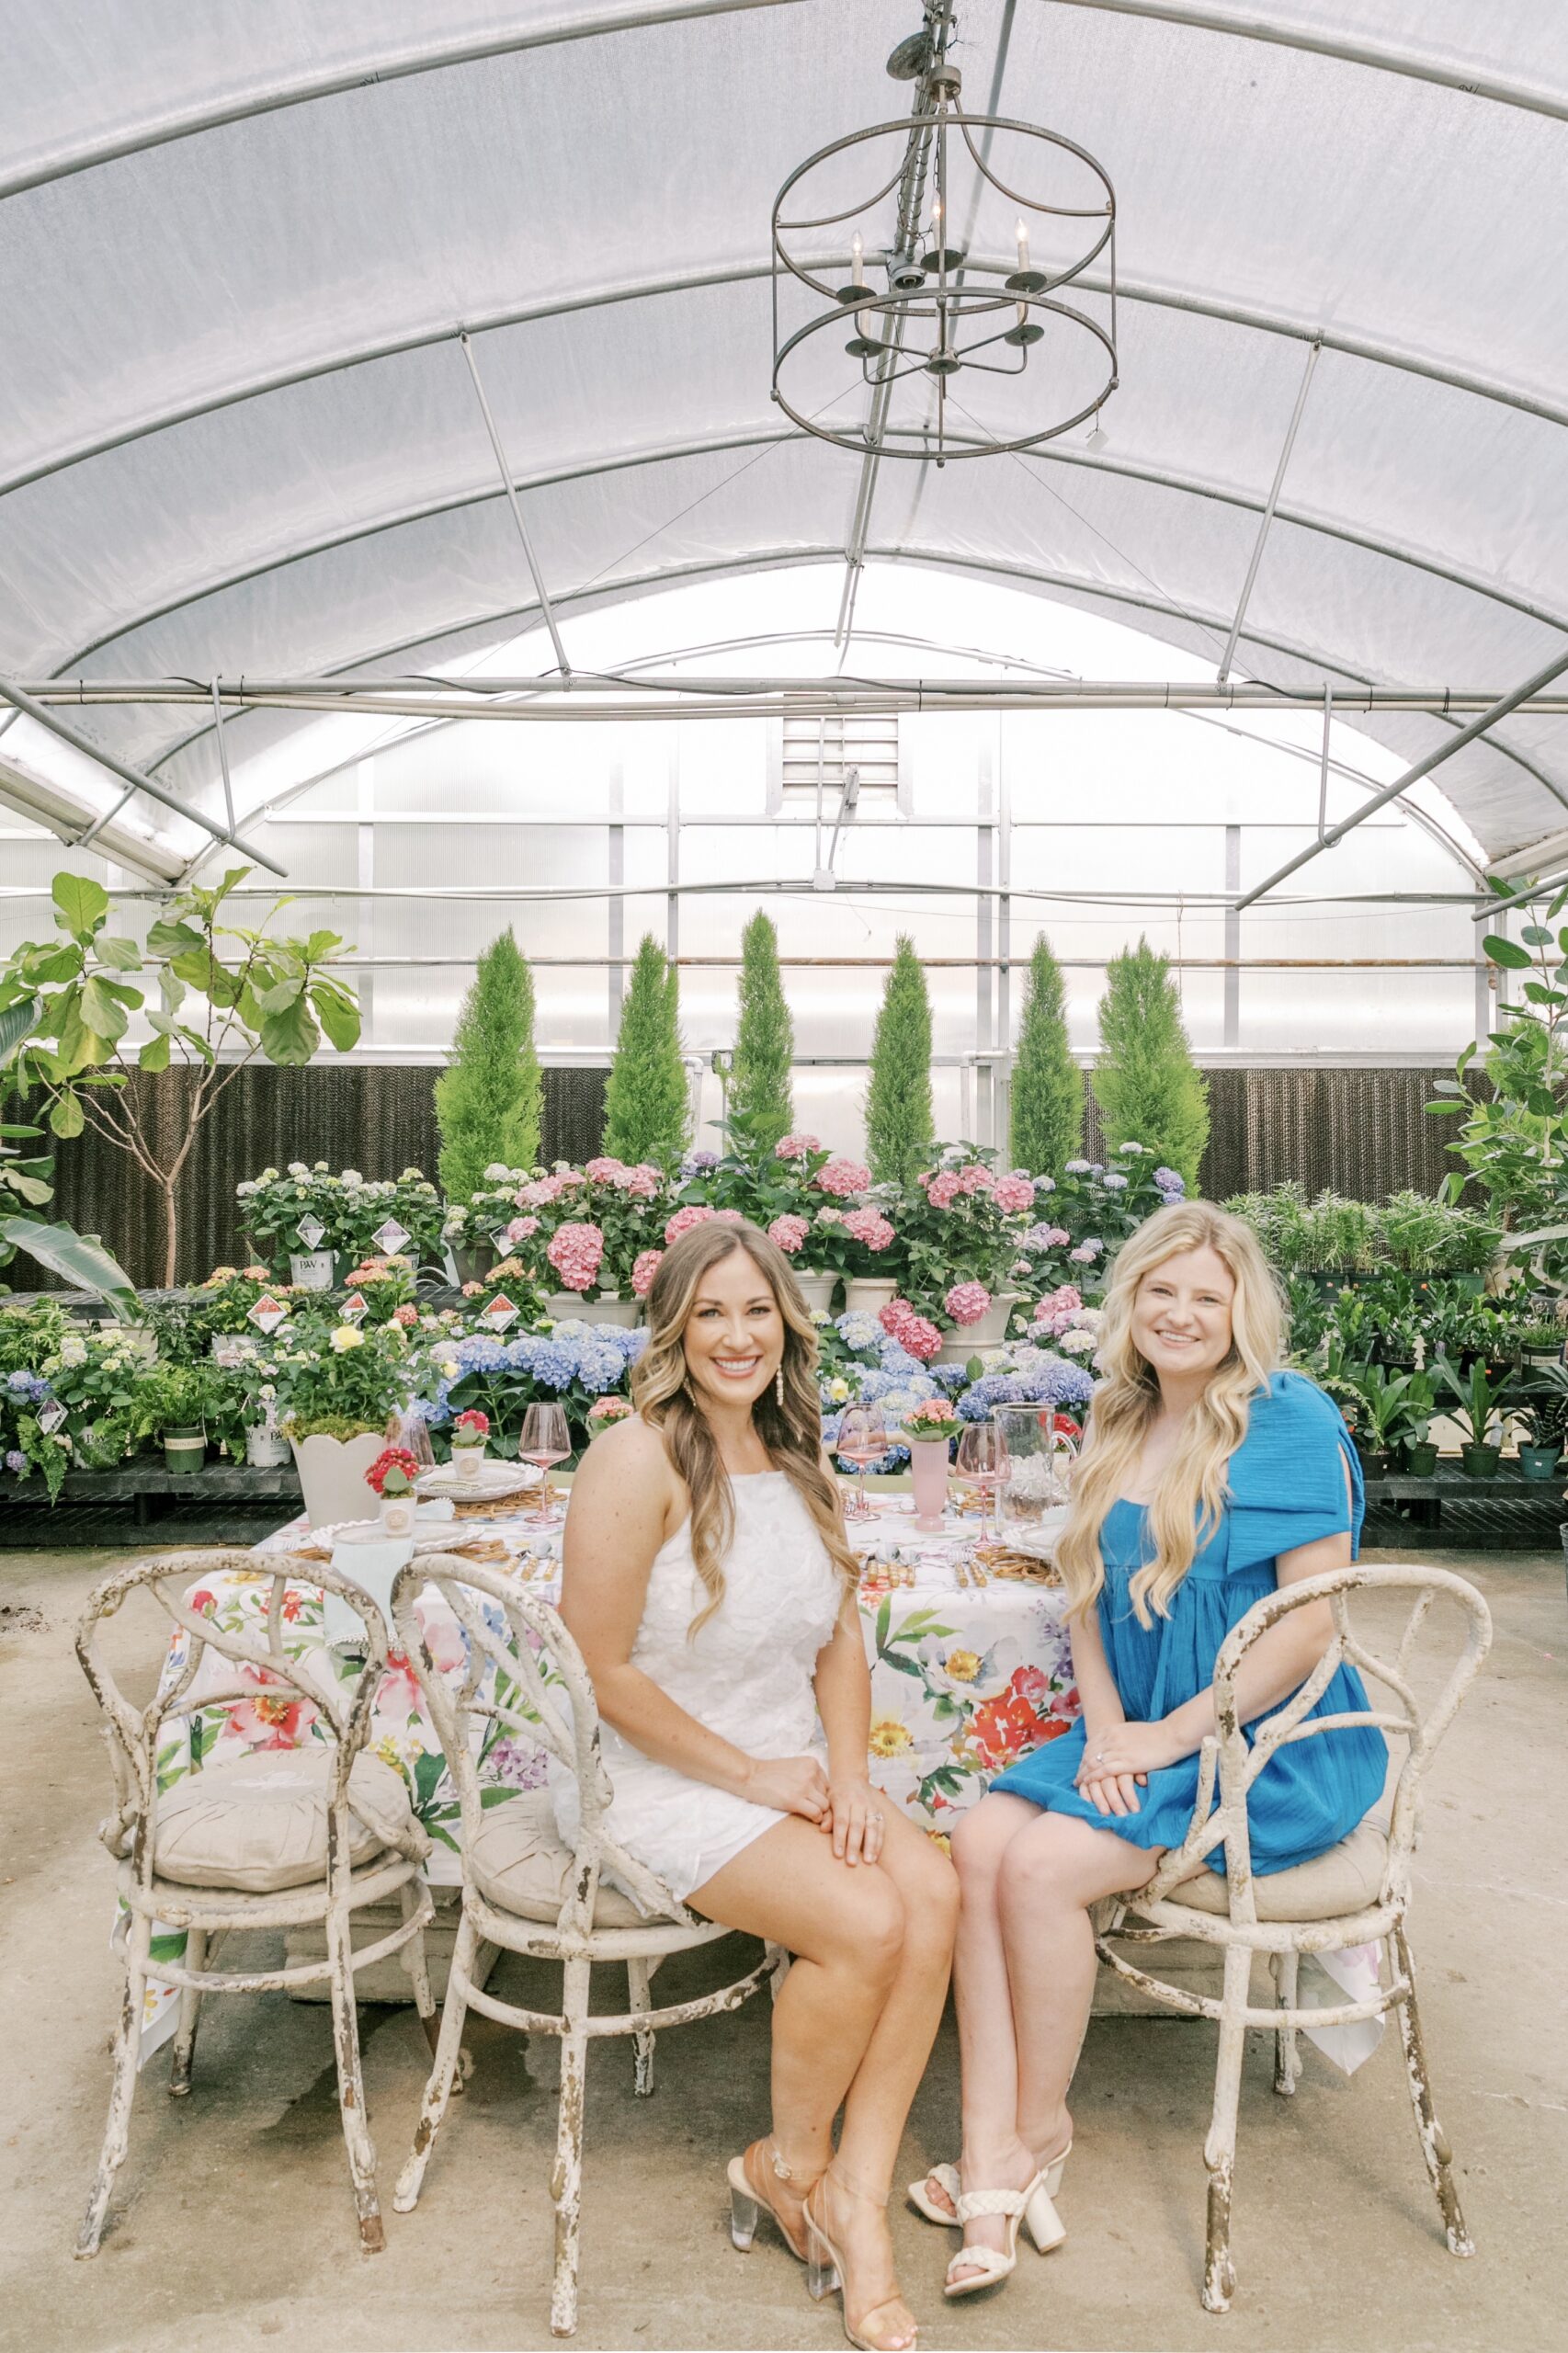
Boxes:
[37,1401,68,1434]
[491,1229,514,1256]
[248,1296,289,1335]
[481,1293,518,1333]
[373,1218,411,1255]
[341,1292,369,1325]
[296,1215,326,1249]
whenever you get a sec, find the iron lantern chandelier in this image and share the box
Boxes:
[770,4,1119,465]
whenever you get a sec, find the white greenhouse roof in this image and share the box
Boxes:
[2,0,1566,870]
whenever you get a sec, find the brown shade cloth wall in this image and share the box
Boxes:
[21,1063,1455,1290]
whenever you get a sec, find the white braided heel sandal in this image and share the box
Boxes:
[943,2172,1063,2299]
[908,2144,1070,2235]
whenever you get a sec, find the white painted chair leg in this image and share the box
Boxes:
[394,1908,478,2212]
[1269,1949,1301,2097]
[398,1881,439,2051]
[324,1898,384,2254]
[77,1909,151,2256]
[1392,1922,1474,2258]
[627,1957,654,2097]
[551,1957,591,2337]
[168,1927,208,2097]
[1201,1944,1251,2312]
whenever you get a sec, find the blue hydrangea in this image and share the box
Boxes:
[1033,1175,1056,1194]
[5,1449,25,1473]
[576,1341,627,1392]
[931,1362,969,1396]
[1063,1159,1091,1175]
[457,1336,509,1372]
[6,1370,51,1402]
[1153,1166,1185,1194]
[835,1309,884,1352]
[1103,1172,1129,1190]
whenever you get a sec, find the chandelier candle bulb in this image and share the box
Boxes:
[851,231,864,283]
[1017,218,1029,272]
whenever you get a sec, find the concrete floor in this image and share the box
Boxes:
[1,1543,1563,2353]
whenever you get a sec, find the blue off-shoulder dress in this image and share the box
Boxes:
[991,1371,1387,1876]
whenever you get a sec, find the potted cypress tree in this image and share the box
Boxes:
[727,912,794,1154]
[435,930,542,1278]
[1009,935,1082,1179]
[866,938,935,1187]
[1091,938,1209,1191]
[603,936,690,1167]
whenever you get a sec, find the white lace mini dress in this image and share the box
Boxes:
[551,1469,845,1906]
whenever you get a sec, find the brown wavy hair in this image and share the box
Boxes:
[631,1219,858,1633]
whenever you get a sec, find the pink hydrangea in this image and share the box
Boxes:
[880,1299,943,1361]
[956,1164,994,1195]
[506,1214,540,1244]
[585,1156,628,1182]
[391,1302,419,1326]
[768,1214,811,1255]
[624,1163,663,1199]
[715,1209,744,1223]
[925,1170,962,1209]
[631,1247,664,1297]
[775,1132,822,1159]
[993,1175,1037,1215]
[665,1202,718,1245]
[547,1221,605,1291]
[1029,1282,1084,1338]
[515,1170,579,1208]
[841,1207,895,1251]
[816,1156,871,1198]
[945,1280,993,1326]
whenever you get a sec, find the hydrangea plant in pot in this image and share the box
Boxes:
[274,1319,413,1525]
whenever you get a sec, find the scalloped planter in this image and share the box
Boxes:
[545,1291,642,1328]
[791,1270,838,1313]
[843,1278,899,1315]
[290,1431,387,1528]
[934,1293,1022,1364]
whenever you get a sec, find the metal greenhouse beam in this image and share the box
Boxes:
[0,676,286,876]
[1217,337,1320,683]
[1234,642,1568,910]
[1049,1,1568,124]
[459,335,571,676]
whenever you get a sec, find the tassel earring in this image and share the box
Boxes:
[776,1364,785,1407]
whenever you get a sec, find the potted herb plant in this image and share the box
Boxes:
[1436,1355,1514,1477]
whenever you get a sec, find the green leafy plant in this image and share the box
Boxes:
[1344,1365,1435,1456]
[0,1115,54,1278]
[1513,1361,1568,1451]
[0,1216,142,1320]
[435,929,542,1205]
[603,935,689,1166]
[1092,938,1209,1189]
[134,1359,219,1437]
[1434,1353,1516,1448]
[726,911,794,1155]
[866,936,935,1187]
[0,868,360,1285]
[1010,935,1083,1179]
[272,1320,414,1439]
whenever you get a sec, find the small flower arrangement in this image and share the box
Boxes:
[453,1409,490,1441]
[586,1394,634,1437]
[365,1445,420,1498]
[896,1399,965,1447]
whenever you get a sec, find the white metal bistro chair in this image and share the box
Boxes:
[1095,1563,1491,2313]
[390,1555,777,2338]
[74,1550,436,2257]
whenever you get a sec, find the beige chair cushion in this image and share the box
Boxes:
[153,1749,418,1893]
[1161,1819,1388,1923]
[468,1788,680,1928]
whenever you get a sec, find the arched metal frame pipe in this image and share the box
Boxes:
[4,259,1563,508]
[0,1,805,203]
[1044,0,1568,126]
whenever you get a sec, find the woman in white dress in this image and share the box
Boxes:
[558,1217,958,2352]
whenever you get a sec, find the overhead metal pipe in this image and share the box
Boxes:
[1234,641,1568,910]
[459,334,571,676]
[0,676,286,875]
[1217,337,1320,683]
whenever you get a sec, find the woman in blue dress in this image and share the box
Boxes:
[912,1200,1386,2300]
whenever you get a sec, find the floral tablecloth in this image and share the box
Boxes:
[132,1489,1078,2058]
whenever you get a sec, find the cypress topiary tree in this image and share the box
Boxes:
[603,933,690,1165]
[866,934,935,1184]
[728,910,794,1153]
[435,928,542,1202]
[1092,936,1210,1188]
[1009,933,1083,1178]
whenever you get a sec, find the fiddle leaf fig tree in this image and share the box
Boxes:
[0,867,360,1285]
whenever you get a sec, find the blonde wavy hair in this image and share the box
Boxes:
[1057,1200,1285,1627]
[631,1219,858,1634]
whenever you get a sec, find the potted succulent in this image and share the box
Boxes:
[365,1444,422,1536]
[449,1406,490,1479]
[1436,1355,1514,1478]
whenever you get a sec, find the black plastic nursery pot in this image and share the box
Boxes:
[163,1425,207,1476]
[1402,1441,1439,1476]
[1517,1444,1563,1482]
[1459,1443,1502,1478]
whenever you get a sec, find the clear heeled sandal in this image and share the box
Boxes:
[727,2138,814,2263]
[803,2160,918,2352]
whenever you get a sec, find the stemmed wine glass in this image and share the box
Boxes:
[954,1420,1009,1543]
[835,1404,886,1522]
[519,1401,571,1526]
